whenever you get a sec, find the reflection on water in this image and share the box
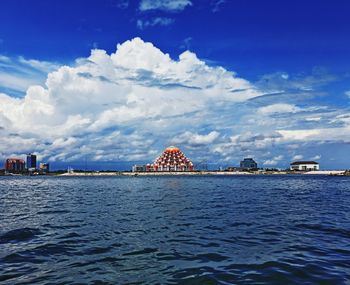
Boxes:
[1,175,350,284]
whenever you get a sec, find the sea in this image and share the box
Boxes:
[1,175,350,284]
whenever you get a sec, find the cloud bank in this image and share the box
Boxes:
[1,37,349,169]
[0,37,262,165]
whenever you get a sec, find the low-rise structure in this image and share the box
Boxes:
[39,163,50,173]
[290,161,319,171]
[132,165,146,172]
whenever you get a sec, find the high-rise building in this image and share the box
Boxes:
[5,158,25,173]
[26,153,37,170]
[240,158,258,169]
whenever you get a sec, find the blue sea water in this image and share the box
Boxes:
[1,175,350,284]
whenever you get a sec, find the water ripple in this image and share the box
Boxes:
[0,228,41,244]
[0,175,350,284]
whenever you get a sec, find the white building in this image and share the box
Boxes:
[132,165,146,172]
[290,161,319,171]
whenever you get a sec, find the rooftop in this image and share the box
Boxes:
[165,146,180,152]
[290,161,319,165]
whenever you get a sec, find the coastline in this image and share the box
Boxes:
[59,171,253,176]
[57,170,348,177]
[1,170,348,177]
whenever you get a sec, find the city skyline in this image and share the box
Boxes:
[1,0,350,170]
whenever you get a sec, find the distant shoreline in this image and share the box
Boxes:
[57,170,348,177]
[1,170,348,177]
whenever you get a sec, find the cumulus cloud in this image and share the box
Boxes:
[139,0,192,12]
[0,37,261,163]
[1,38,349,168]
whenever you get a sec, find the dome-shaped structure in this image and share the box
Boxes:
[165,146,180,152]
[148,146,194,172]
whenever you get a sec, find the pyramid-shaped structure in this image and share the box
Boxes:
[147,146,194,172]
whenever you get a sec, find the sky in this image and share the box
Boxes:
[0,0,350,170]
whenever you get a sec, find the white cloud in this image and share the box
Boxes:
[137,17,174,30]
[0,37,261,162]
[257,103,301,115]
[0,73,40,93]
[171,131,220,147]
[345,91,350,98]
[139,0,192,12]
[17,56,60,73]
[0,55,11,63]
[305,117,322,122]
[1,38,349,167]
[211,131,283,161]
[0,54,60,94]
[281,73,289,79]
[278,127,350,142]
[311,155,321,160]
[263,155,284,166]
[292,154,303,161]
[230,131,282,149]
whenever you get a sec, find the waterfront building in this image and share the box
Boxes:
[132,165,146,172]
[240,158,258,169]
[39,163,50,173]
[150,146,194,172]
[5,158,25,173]
[26,153,37,170]
[290,161,319,171]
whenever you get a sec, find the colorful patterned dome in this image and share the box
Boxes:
[148,146,194,172]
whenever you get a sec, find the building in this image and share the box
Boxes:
[5,158,25,173]
[148,146,194,172]
[39,163,50,173]
[290,161,319,171]
[240,158,258,169]
[132,165,146,172]
[26,153,37,170]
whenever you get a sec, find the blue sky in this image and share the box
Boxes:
[0,0,350,170]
